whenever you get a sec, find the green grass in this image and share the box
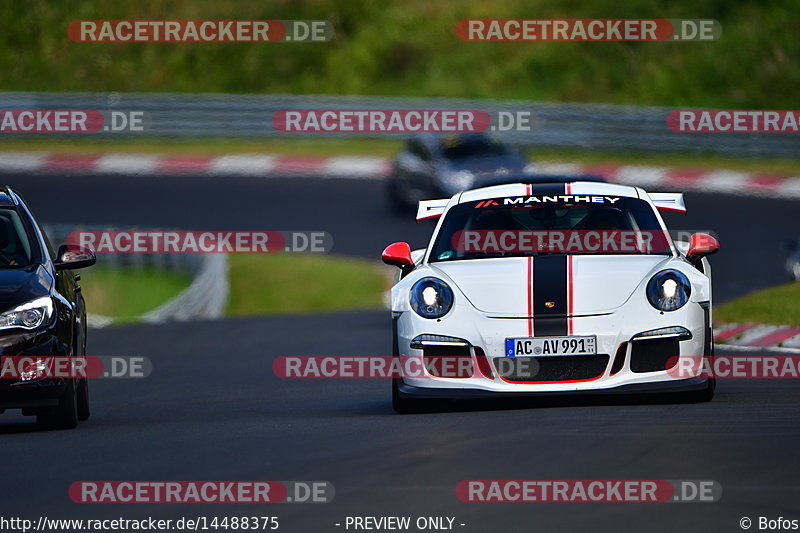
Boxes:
[0,137,403,158]
[79,266,192,322]
[715,282,800,327]
[226,253,388,316]
[81,254,390,321]
[0,0,798,107]
[3,137,800,175]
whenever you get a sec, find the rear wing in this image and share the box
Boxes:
[649,193,686,213]
[416,199,449,221]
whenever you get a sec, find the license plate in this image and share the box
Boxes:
[505,336,597,357]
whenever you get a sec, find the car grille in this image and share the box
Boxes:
[493,354,609,382]
[610,342,628,375]
[422,345,473,378]
[630,338,679,373]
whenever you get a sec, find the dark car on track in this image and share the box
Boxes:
[474,172,608,188]
[386,133,530,212]
[0,187,96,429]
[787,240,800,280]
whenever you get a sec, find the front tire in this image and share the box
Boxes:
[685,377,715,402]
[392,378,438,413]
[386,175,416,214]
[686,322,717,402]
[37,379,79,429]
[77,378,90,421]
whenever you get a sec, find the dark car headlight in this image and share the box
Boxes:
[410,277,454,319]
[442,170,475,192]
[0,296,54,331]
[646,270,691,312]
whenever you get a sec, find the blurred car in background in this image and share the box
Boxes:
[786,240,800,280]
[477,172,607,189]
[386,133,530,212]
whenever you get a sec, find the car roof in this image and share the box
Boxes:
[0,187,18,207]
[409,132,495,142]
[408,132,506,150]
[457,181,642,204]
[477,173,607,186]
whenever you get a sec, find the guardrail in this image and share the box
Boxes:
[43,224,229,324]
[141,253,228,323]
[2,91,798,157]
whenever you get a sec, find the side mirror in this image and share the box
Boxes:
[54,244,96,271]
[381,242,414,269]
[687,233,720,259]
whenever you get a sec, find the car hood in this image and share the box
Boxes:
[0,265,52,312]
[430,255,672,316]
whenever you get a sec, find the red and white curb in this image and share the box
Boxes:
[0,152,391,179]
[538,162,800,199]
[714,323,800,349]
[1,151,800,198]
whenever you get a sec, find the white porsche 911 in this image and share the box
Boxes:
[382,180,720,412]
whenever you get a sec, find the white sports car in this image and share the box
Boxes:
[382,180,720,412]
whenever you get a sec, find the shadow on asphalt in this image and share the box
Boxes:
[389,393,714,415]
[0,420,48,434]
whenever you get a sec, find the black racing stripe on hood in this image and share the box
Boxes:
[531,182,567,337]
[533,255,568,337]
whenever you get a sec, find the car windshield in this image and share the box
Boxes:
[440,137,511,159]
[429,195,671,261]
[0,208,34,268]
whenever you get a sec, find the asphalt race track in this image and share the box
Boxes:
[0,172,798,531]
[0,315,798,531]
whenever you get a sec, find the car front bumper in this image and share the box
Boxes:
[396,376,712,400]
[395,299,711,394]
[0,326,71,409]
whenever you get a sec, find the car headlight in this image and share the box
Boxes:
[442,170,475,191]
[410,277,454,319]
[0,296,54,331]
[646,270,691,312]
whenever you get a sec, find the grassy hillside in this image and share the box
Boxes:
[0,0,796,107]
[80,267,191,322]
[226,254,387,316]
[715,281,800,328]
